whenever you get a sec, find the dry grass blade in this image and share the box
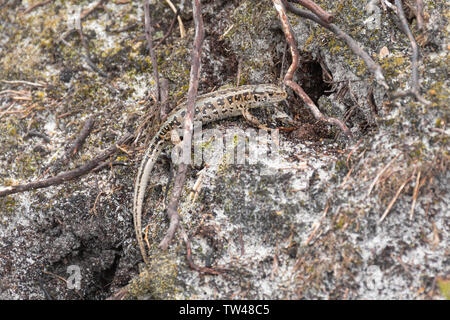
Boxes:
[409,170,421,220]
[366,153,401,198]
[165,0,186,38]
[378,174,414,224]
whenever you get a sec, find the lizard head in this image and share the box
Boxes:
[250,84,288,105]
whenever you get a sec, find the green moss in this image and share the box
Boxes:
[127,251,179,299]
[0,196,16,216]
[380,56,409,81]
[437,278,450,300]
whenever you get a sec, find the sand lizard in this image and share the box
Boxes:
[133,84,287,264]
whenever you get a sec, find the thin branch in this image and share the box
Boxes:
[180,224,227,275]
[416,0,424,30]
[22,0,53,14]
[304,203,329,245]
[24,130,51,143]
[144,0,160,103]
[288,0,334,23]
[409,170,421,220]
[366,153,402,198]
[159,78,170,122]
[0,134,133,197]
[80,0,107,20]
[75,12,108,77]
[378,174,414,224]
[285,1,388,89]
[154,9,178,49]
[65,117,95,161]
[158,0,204,250]
[273,0,352,137]
[387,0,430,104]
[164,0,186,38]
[0,80,46,87]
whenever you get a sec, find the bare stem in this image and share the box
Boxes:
[159,0,204,250]
[288,0,334,23]
[144,0,160,103]
[0,134,133,197]
[285,1,388,89]
[273,0,352,137]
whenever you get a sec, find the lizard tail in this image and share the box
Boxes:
[133,137,166,264]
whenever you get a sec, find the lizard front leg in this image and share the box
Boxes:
[241,107,270,130]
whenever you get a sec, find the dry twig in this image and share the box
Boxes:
[22,0,53,14]
[164,0,186,38]
[181,224,227,275]
[154,9,179,49]
[75,12,108,77]
[0,134,133,197]
[159,78,170,122]
[366,153,402,198]
[158,0,204,251]
[289,0,334,23]
[144,0,160,103]
[80,0,107,20]
[65,117,95,161]
[416,0,425,30]
[285,1,388,89]
[304,203,330,245]
[387,0,430,104]
[0,80,46,87]
[378,173,414,224]
[273,0,352,137]
[409,170,421,220]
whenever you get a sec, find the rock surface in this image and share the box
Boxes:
[0,0,448,299]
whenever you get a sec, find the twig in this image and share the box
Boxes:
[80,0,107,20]
[106,287,128,300]
[378,174,414,224]
[42,270,68,284]
[39,278,54,300]
[58,0,107,43]
[304,203,329,245]
[65,117,95,161]
[390,253,414,279]
[0,80,46,87]
[388,0,430,105]
[416,0,424,30]
[181,224,227,275]
[0,134,133,197]
[159,78,170,122]
[24,130,51,143]
[409,170,421,220]
[109,22,139,33]
[144,0,160,103]
[22,0,53,14]
[75,12,108,77]
[154,10,179,49]
[236,58,242,87]
[284,1,388,89]
[366,153,401,198]
[273,0,352,137]
[288,0,334,23]
[158,0,204,250]
[91,160,126,173]
[164,0,186,38]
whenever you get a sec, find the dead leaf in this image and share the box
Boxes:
[379,46,390,59]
